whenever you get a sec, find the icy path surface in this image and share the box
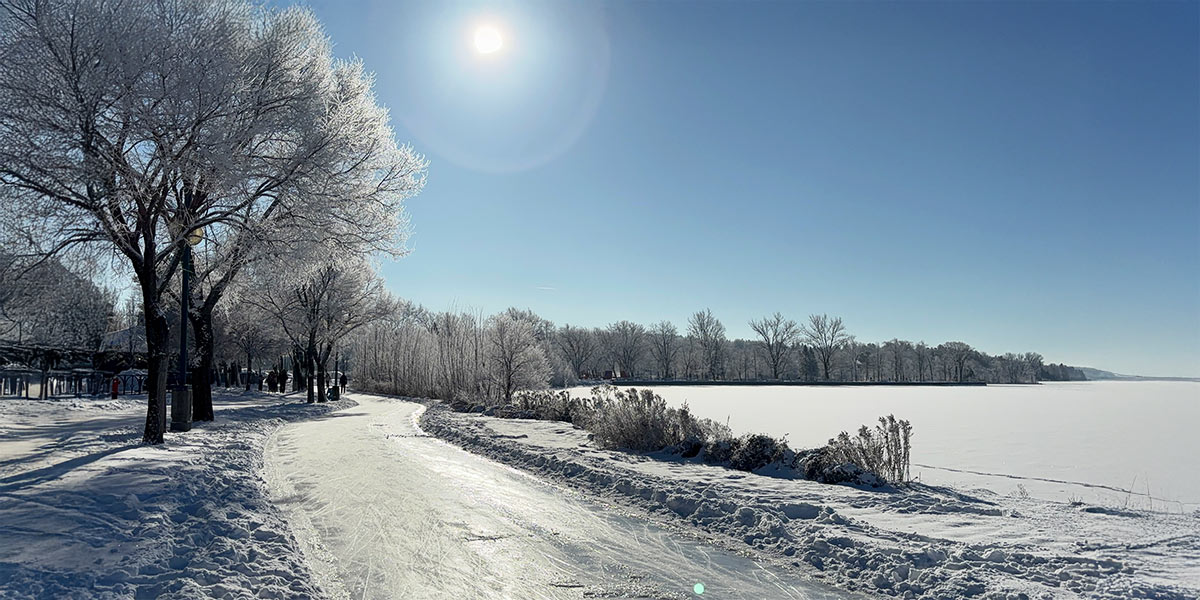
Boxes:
[264,394,855,600]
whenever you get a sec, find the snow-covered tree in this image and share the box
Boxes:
[687,309,726,379]
[801,314,849,381]
[0,0,423,442]
[220,301,282,389]
[883,339,912,382]
[749,312,800,380]
[487,314,550,403]
[647,321,679,379]
[556,324,597,379]
[1022,352,1044,384]
[937,341,975,383]
[602,320,647,378]
[0,254,113,351]
[0,254,114,399]
[249,255,391,403]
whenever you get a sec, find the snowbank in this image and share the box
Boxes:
[421,403,1200,600]
[0,392,354,599]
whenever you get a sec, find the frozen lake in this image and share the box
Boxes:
[577,381,1200,511]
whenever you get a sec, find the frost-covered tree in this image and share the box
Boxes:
[345,303,440,399]
[843,335,861,382]
[221,301,281,390]
[729,339,760,380]
[914,342,932,382]
[0,254,113,351]
[647,321,679,379]
[883,339,912,382]
[0,254,114,399]
[800,345,820,381]
[938,341,974,383]
[556,324,596,379]
[0,0,424,442]
[432,309,488,399]
[749,312,799,380]
[1022,352,1044,384]
[687,309,726,379]
[488,313,550,403]
[603,320,647,378]
[999,353,1025,384]
[249,255,391,403]
[801,314,849,380]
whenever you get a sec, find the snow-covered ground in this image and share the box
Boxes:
[572,381,1200,511]
[6,388,1195,599]
[263,394,857,599]
[0,391,351,599]
[423,402,1200,600]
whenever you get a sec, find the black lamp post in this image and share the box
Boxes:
[170,225,203,432]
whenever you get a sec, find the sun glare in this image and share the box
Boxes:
[474,26,503,54]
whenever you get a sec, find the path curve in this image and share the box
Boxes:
[263,394,855,599]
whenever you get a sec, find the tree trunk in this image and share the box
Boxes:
[306,344,316,403]
[190,308,216,421]
[317,365,327,403]
[292,346,304,393]
[142,300,170,445]
[317,343,332,403]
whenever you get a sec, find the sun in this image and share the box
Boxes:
[474,26,503,54]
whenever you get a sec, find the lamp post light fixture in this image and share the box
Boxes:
[170,224,204,433]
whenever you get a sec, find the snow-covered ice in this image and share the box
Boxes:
[0,392,351,599]
[577,381,1200,510]
[423,400,1200,599]
[263,394,857,599]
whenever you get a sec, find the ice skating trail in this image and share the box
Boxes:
[264,394,860,600]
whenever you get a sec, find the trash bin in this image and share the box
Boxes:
[328,386,339,402]
[170,386,192,432]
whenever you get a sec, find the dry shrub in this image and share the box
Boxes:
[727,433,786,471]
[825,414,913,483]
[588,387,729,452]
[510,387,730,454]
[501,389,914,486]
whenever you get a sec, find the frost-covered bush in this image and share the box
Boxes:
[702,438,734,464]
[728,433,786,471]
[488,387,912,486]
[824,414,913,483]
[513,390,596,424]
[588,387,726,452]
[510,386,729,454]
[793,447,882,486]
[585,388,669,450]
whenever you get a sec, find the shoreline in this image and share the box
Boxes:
[585,380,992,387]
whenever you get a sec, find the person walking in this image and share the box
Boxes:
[340,373,347,394]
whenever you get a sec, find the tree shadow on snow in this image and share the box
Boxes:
[0,442,142,493]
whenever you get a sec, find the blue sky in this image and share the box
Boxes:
[302,0,1199,377]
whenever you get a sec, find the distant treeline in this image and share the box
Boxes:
[347,307,1087,405]
[1037,363,1088,382]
